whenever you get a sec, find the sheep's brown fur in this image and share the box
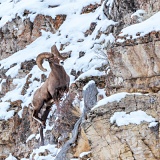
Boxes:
[32,45,70,126]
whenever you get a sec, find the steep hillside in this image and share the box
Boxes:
[0,0,159,160]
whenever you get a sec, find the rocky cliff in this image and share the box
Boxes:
[0,0,159,160]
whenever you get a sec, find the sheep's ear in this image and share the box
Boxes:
[51,45,60,55]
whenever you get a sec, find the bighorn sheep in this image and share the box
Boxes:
[32,45,70,127]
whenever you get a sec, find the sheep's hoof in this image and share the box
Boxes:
[42,125,46,129]
[41,121,46,129]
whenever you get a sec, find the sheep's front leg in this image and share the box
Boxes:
[54,100,61,115]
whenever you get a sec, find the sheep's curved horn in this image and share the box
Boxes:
[36,52,52,72]
[51,45,69,60]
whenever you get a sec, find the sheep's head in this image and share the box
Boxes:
[36,45,70,72]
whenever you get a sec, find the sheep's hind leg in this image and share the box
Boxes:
[39,100,53,127]
[32,109,44,126]
[41,106,52,127]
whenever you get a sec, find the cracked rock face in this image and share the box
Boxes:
[106,31,160,94]
[108,40,160,79]
[82,94,160,160]
[103,1,160,95]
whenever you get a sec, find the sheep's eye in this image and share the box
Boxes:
[60,60,64,65]
[49,58,54,61]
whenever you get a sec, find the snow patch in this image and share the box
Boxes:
[30,144,60,160]
[18,109,23,118]
[77,68,105,81]
[0,0,101,28]
[79,151,91,158]
[110,110,156,127]
[131,9,146,19]
[148,121,158,128]
[92,92,128,109]
[117,11,160,41]
[0,102,14,120]
[5,153,17,160]
[83,80,95,91]
[6,64,21,78]
[26,134,35,143]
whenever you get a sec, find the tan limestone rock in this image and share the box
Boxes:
[74,127,91,157]
[83,94,159,160]
[106,31,160,95]
[108,41,160,79]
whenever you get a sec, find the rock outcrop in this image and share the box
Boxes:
[106,31,160,95]
[83,94,159,160]
[0,11,67,159]
[0,14,66,60]
[79,1,160,160]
